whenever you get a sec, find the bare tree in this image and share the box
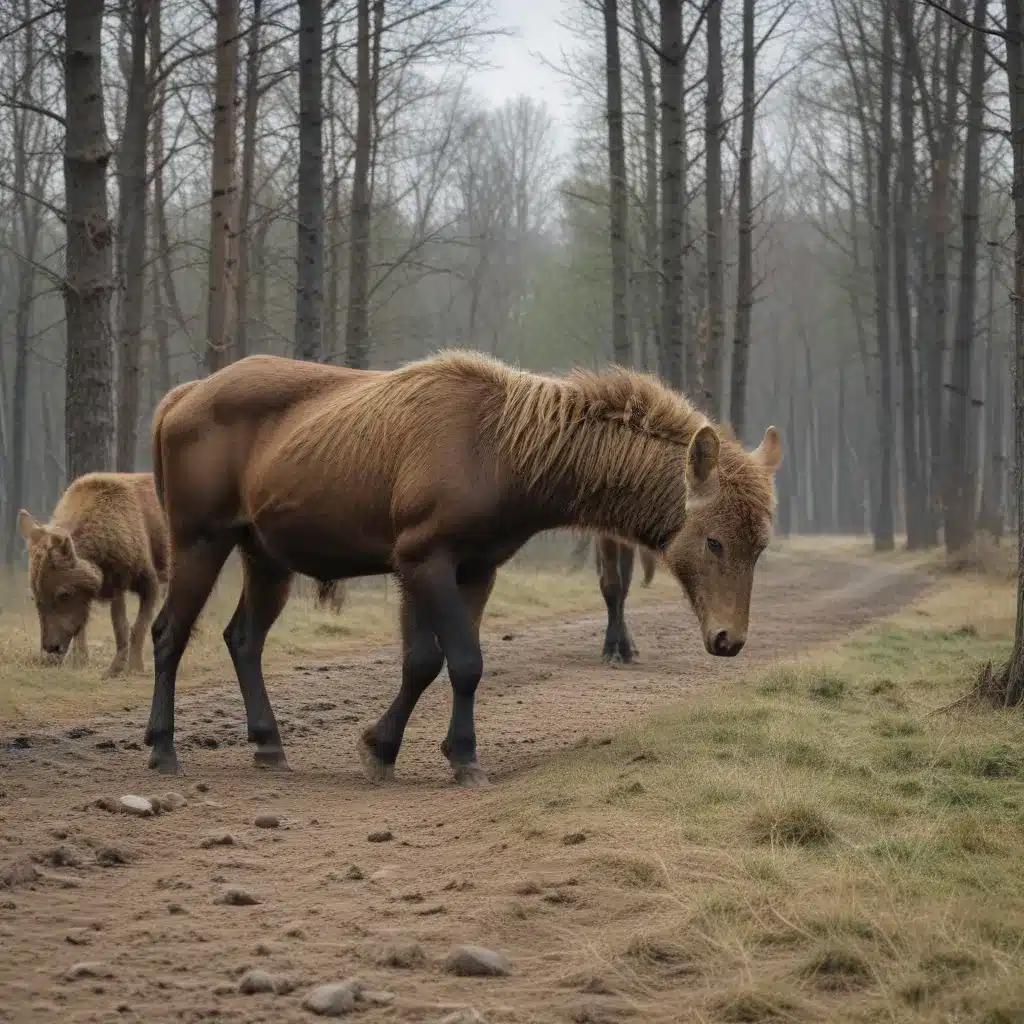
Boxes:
[659,0,683,388]
[944,0,988,554]
[64,0,115,479]
[728,0,755,440]
[605,0,631,367]
[702,0,724,418]
[872,0,895,551]
[295,0,323,362]
[345,0,380,369]
[205,0,240,374]
[116,0,150,471]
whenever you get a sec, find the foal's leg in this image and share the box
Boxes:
[222,551,293,770]
[145,536,234,774]
[598,538,636,663]
[358,589,445,783]
[69,622,89,668]
[127,571,160,674]
[103,591,131,678]
[396,552,489,788]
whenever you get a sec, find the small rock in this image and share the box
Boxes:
[65,929,92,946]
[194,782,210,794]
[93,797,119,814]
[95,846,132,867]
[302,978,365,1016]
[119,795,154,817]
[238,968,276,995]
[438,1012,486,1024]
[167,903,186,915]
[215,886,260,906]
[367,830,393,843]
[344,865,364,880]
[283,922,306,938]
[375,940,426,968]
[95,739,116,750]
[158,792,187,812]
[255,942,279,956]
[50,826,71,840]
[254,813,280,829]
[562,832,586,846]
[65,962,112,981]
[445,945,511,977]
[200,832,236,849]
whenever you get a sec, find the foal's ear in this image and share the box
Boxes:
[17,510,43,543]
[686,425,720,487]
[752,425,782,473]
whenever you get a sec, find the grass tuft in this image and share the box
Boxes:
[747,801,836,848]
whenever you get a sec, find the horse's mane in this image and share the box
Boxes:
[399,350,775,537]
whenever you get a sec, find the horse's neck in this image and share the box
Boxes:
[526,426,688,552]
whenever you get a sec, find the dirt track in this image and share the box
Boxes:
[0,554,929,1023]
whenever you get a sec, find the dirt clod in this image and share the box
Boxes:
[238,968,277,994]
[254,813,280,829]
[367,829,393,843]
[200,832,235,849]
[214,886,260,906]
[302,978,365,1016]
[345,864,364,880]
[64,962,112,981]
[158,792,188,812]
[96,846,132,867]
[445,944,512,977]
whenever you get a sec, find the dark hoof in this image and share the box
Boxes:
[254,746,291,771]
[357,735,395,783]
[451,762,490,788]
[148,747,182,775]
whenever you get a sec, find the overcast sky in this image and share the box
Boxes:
[464,0,581,154]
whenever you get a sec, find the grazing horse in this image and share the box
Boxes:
[143,351,782,786]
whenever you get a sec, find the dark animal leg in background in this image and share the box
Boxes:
[358,590,446,782]
[144,536,234,775]
[223,550,293,770]
[598,536,637,663]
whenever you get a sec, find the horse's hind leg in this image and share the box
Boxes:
[358,589,445,783]
[223,550,293,770]
[145,536,234,774]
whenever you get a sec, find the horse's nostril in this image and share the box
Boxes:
[44,644,61,655]
[712,630,730,655]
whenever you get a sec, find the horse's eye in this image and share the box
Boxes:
[707,538,723,555]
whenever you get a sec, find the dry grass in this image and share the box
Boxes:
[474,570,1024,1022]
[0,547,691,724]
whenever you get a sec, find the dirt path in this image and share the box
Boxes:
[0,555,929,1024]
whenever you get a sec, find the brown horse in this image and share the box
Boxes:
[569,533,658,662]
[143,351,781,786]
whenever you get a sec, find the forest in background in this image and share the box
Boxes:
[0,0,1019,567]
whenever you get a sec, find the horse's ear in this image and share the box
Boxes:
[18,510,42,543]
[753,425,782,473]
[686,425,720,487]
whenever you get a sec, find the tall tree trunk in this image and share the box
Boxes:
[979,242,1005,539]
[728,0,754,441]
[658,0,683,389]
[604,0,631,367]
[149,0,170,403]
[895,0,926,548]
[234,0,262,362]
[702,0,724,418]
[1001,0,1024,703]
[7,0,38,563]
[632,0,660,373]
[945,0,987,555]
[873,0,896,551]
[116,0,149,471]
[64,0,115,480]
[345,0,376,369]
[295,0,324,362]
[205,0,239,375]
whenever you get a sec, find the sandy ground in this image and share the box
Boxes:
[0,554,930,1024]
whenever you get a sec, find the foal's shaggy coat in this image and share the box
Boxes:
[144,351,781,784]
